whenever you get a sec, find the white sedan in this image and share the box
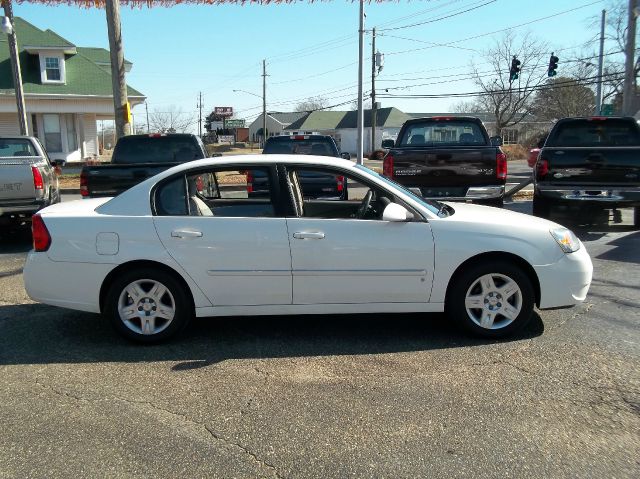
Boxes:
[24,156,593,343]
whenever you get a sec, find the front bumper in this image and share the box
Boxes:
[534,243,593,309]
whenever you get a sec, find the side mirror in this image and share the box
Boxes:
[489,136,503,146]
[381,139,395,149]
[51,159,66,167]
[382,203,414,222]
[341,152,351,160]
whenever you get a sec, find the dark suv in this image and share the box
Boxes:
[259,134,351,200]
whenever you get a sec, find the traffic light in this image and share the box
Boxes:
[509,56,521,82]
[548,53,559,77]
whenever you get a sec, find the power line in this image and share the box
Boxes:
[378,0,497,32]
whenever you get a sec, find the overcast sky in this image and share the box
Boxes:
[15,0,610,129]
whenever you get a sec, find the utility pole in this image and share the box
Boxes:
[2,0,28,135]
[356,0,365,165]
[623,0,637,115]
[596,9,606,115]
[145,101,150,133]
[262,59,267,148]
[105,0,131,139]
[197,92,203,138]
[371,27,377,155]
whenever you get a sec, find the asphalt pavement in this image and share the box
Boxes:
[0,198,638,478]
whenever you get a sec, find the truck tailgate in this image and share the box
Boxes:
[393,147,498,188]
[0,158,37,201]
[540,147,640,185]
[83,163,181,197]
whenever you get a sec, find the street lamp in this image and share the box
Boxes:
[1,1,28,135]
[233,86,267,148]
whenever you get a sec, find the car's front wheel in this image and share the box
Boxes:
[104,268,192,343]
[446,260,534,338]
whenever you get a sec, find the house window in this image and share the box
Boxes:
[45,57,61,81]
[502,129,519,145]
[65,114,77,151]
[43,114,62,153]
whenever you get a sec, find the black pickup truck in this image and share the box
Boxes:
[533,116,640,227]
[381,116,506,207]
[80,133,207,198]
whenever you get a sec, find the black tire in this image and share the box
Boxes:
[634,206,640,229]
[104,268,192,343]
[532,193,552,218]
[446,260,535,339]
[476,197,504,208]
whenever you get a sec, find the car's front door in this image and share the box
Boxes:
[284,167,435,305]
[152,166,292,306]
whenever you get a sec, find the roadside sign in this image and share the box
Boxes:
[225,119,245,128]
[214,107,233,117]
[601,104,615,116]
[218,135,234,143]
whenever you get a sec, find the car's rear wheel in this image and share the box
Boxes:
[532,193,552,218]
[104,268,191,343]
[634,206,640,228]
[446,260,534,338]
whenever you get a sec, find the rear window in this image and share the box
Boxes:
[547,119,640,147]
[0,138,38,157]
[398,120,488,147]
[113,136,203,164]
[263,137,338,156]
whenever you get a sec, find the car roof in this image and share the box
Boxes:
[167,154,354,172]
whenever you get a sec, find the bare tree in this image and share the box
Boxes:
[295,97,328,112]
[530,77,596,121]
[149,106,196,133]
[469,32,550,134]
[449,100,483,113]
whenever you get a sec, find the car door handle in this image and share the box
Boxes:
[293,232,325,240]
[171,229,203,238]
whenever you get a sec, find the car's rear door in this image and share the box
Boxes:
[152,165,293,306]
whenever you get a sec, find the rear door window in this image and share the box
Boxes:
[114,136,202,164]
[0,139,38,157]
[399,121,487,146]
[547,119,640,147]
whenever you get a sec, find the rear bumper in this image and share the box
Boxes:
[418,185,504,201]
[536,185,640,206]
[534,244,593,309]
[0,200,46,218]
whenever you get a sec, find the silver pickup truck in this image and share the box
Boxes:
[0,136,61,228]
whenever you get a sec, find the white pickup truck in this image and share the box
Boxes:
[0,136,61,229]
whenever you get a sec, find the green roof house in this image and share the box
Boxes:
[0,17,145,163]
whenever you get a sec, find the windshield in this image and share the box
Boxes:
[0,138,38,157]
[263,138,339,156]
[547,119,640,147]
[355,164,446,216]
[113,136,202,164]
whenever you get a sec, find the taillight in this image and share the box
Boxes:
[31,166,44,190]
[80,171,88,197]
[537,158,549,178]
[246,170,254,193]
[496,151,507,180]
[32,214,51,252]
[383,154,395,178]
[336,175,344,192]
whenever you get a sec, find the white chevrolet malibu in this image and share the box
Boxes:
[24,156,593,343]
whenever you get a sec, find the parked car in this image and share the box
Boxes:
[0,136,61,228]
[382,116,507,207]
[24,156,593,343]
[262,134,350,199]
[533,116,640,227]
[527,133,548,168]
[80,133,207,198]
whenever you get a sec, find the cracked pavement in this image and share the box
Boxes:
[0,203,638,478]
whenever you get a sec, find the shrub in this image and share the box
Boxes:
[501,144,528,160]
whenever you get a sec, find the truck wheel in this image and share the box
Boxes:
[532,194,552,218]
[634,206,640,229]
[104,268,192,343]
[446,260,534,339]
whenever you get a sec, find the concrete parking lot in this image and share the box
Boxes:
[0,200,638,478]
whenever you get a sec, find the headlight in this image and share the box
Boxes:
[550,228,580,253]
